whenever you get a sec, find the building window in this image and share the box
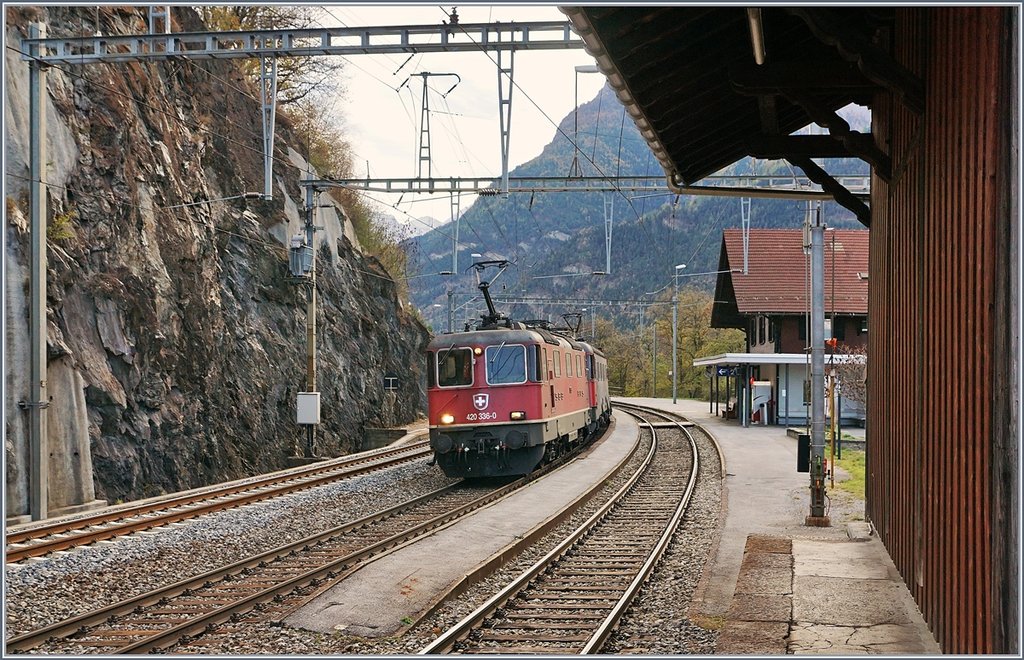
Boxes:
[835,318,847,341]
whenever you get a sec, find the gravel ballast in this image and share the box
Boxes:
[7,420,730,655]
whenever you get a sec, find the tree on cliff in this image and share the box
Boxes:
[199,5,343,105]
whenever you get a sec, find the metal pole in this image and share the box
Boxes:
[652,323,657,397]
[604,194,613,274]
[447,286,454,334]
[741,196,751,274]
[28,22,49,521]
[715,373,720,415]
[808,215,828,523]
[829,365,837,488]
[497,45,514,195]
[569,70,581,178]
[418,73,431,181]
[259,55,277,200]
[304,183,317,458]
[672,271,679,404]
[785,363,790,427]
[448,192,459,334]
[725,374,730,419]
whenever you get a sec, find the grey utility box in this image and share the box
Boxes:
[289,234,313,277]
[296,392,321,425]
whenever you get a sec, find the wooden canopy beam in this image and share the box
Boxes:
[788,156,871,227]
[747,135,854,159]
[730,61,881,95]
[787,7,924,114]
[784,93,892,181]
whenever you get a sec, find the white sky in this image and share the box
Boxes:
[319,4,606,232]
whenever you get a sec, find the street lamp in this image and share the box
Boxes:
[672,263,686,404]
[581,307,595,339]
[569,64,600,178]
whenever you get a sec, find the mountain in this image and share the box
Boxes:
[405,84,869,331]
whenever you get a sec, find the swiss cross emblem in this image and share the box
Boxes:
[473,393,490,410]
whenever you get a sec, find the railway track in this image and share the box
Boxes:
[5,439,431,563]
[420,405,700,654]
[8,424,624,655]
[9,479,504,654]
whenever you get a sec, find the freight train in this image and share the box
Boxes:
[426,260,612,478]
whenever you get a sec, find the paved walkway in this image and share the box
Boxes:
[285,415,639,638]
[623,397,940,654]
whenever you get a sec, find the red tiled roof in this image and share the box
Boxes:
[719,228,868,315]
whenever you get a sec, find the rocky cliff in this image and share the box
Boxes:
[4,6,429,517]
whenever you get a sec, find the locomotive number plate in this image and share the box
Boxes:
[467,412,497,421]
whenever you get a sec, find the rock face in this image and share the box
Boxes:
[4,6,429,515]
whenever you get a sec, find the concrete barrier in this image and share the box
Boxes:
[361,427,408,451]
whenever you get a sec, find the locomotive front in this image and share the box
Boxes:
[426,329,547,477]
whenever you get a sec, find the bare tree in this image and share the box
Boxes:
[199,6,344,105]
[832,344,867,404]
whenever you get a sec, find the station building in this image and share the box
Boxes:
[695,228,868,428]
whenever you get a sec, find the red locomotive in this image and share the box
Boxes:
[426,261,611,478]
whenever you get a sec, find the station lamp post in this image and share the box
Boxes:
[569,64,600,178]
[581,307,595,339]
[431,303,443,331]
[672,263,686,404]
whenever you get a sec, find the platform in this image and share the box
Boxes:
[621,397,940,654]
[284,414,639,637]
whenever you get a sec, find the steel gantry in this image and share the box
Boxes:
[22,20,583,65]
[15,15,583,519]
[21,18,584,200]
[300,174,870,198]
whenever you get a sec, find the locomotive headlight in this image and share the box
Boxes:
[440,413,455,425]
[510,411,526,420]
[473,347,482,355]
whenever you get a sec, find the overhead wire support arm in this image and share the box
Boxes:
[408,72,461,184]
[20,21,584,65]
[303,175,870,199]
[496,35,515,196]
[259,54,278,200]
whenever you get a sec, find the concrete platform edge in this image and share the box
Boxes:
[400,418,638,634]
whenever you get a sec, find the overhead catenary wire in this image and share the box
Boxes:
[16,38,484,249]
[21,11,659,282]
[438,7,645,225]
[10,16,485,290]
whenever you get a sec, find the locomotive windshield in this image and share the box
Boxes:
[486,344,527,385]
[437,347,473,387]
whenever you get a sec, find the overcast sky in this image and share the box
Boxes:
[319,4,606,233]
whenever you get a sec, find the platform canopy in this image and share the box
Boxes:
[560,6,900,225]
[693,352,865,368]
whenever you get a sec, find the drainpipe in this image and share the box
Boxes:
[746,8,767,65]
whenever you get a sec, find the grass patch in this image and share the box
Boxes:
[833,448,865,499]
[692,614,726,631]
